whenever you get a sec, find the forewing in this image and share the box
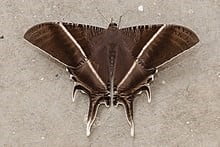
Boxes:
[118,24,199,92]
[24,22,105,68]
[25,22,109,91]
[120,24,199,69]
[62,22,105,59]
[120,25,163,58]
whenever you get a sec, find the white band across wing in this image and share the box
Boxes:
[137,24,167,58]
[118,24,167,87]
[58,22,87,58]
[58,22,106,89]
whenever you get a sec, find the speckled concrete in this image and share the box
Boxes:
[0,0,219,146]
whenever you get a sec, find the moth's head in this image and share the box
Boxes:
[108,22,118,29]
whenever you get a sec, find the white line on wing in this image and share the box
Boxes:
[118,24,166,88]
[58,22,106,89]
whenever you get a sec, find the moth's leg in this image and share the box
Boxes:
[65,67,70,73]
[66,67,75,80]
[145,85,151,103]
[118,96,135,136]
[80,90,87,94]
[72,81,78,102]
[133,84,151,103]
[137,91,143,95]
[142,84,151,103]
[72,84,89,103]
[67,67,89,100]
[146,68,157,84]
[143,70,157,103]
[66,67,79,102]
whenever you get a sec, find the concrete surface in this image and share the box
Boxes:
[0,0,219,146]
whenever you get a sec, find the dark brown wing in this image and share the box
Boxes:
[117,24,199,92]
[24,21,110,92]
[120,24,163,58]
[24,22,109,136]
[115,25,199,134]
[24,22,105,68]
[120,24,199,69]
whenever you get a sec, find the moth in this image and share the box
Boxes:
[24,21,199,136]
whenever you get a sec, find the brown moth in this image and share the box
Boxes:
[24,22,199,136]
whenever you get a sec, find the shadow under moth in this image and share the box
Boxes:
[24,21,199,136]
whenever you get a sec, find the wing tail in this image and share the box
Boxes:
[86,96,110,136]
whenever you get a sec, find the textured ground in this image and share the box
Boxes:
[0,0,219,146]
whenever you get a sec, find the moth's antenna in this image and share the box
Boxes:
[95,7,109,24]
[118,16,122,28]
[118,10,134,28]
[111,17,114,23]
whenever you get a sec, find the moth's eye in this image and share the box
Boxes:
[108,23,118,28]
[113,23,117,26]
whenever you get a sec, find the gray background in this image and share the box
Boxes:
[0,0,219,146]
